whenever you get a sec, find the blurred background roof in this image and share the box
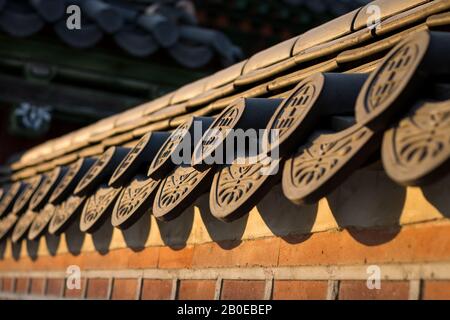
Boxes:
[0,0,369,164]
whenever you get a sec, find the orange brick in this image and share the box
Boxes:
[15,278,29,294]
[86,278,110,299]
[126,247,160,269]
[80,250,132,270]
[0,247,160,272]
[177,280,216,300]
[339,281,409,300]
[273,281,328,300]
[192,238,280,268]
[1,278,14,292]
[47,278,64,297]
[30,278,45,295]
[279,223,450,267]
[112,279,138,300]
[141,280,172,300]
[158,246,194,269]
[1,221,450,273]
[422,281,450,300]
[221,280,265,300]
[64,278,85,299]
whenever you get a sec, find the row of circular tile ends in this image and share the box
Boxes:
[0,30,449,243]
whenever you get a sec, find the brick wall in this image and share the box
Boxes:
[1,172,450,300]
[1,220,450,300]
[1,276,450,300]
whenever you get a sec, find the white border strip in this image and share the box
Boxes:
[2,262,450,281]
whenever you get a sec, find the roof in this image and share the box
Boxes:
[0,0,242,69]
[0,0,450,242]
[194,0,371,55]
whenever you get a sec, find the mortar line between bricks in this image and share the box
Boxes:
[264,277,274,300]
[419,279,426,300]
[408,279,421,300]
[60,278,66,298]
[274,237,281,269]
[81,278,88,299]
[170,278,179,300]
[2,262,450,281]
[107,277,114,300]
[214,277,222,300]
[135,277,143,300]
[42,277,48,296]
[326,280,340,300]
[26,278,31,295]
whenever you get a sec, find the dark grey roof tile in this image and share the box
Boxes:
[30,0,64,22]
[168,41,214,69]
[114,25,159,57]
[54,19,103,49]
[0,1,44,37]
[137,12,179,47]
[0,0,241,68]
[79,0,124,34]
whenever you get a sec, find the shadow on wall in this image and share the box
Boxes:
[45,233,61,256]
[326,163,406,245]
[91,215,114,255]
[0,240,5,259]
[121,208,152,252]
[2,238,42,261]
[65,215,86,256]
[156,204,195,250]
[257,184,318,245]
[197,193,248,250]
[26,239,40,260]
[8,240,22,261]
[9,163,450,259]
